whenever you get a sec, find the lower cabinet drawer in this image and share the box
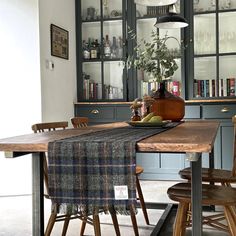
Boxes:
[184,105,201,119]
[202,104,236,119]
[75,106,115,122]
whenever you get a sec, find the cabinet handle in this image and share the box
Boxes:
[91,109,99,114]
[221,107,229,113]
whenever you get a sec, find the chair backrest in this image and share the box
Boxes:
[71,117,89,128]
[31,121,69,198]
[32,121,68,133]
[232,115,236,176]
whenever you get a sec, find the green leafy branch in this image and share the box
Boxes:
[127,29,180,82]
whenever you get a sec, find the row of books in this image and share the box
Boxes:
[141,80,181,97]
[83,79,123,100]
[194,78,236,98]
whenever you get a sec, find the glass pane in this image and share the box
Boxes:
[219,55,236,96]
[194,0,216,12]
[219,0,234,10]
[219,12,236,53]
[194,14,216,55]
[137,18,156,46]
[103,20,123,59]
[160,29,181,56]
[103,0,122,19]
[81,0,100,21]
[138,59,182,98]
[82,62,102,100]
[194,57,216,98]
[82,22,101,44]
[104,61,124,99]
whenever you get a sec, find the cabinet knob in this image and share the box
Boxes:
[91,109,99,114]
[221,107,229,113]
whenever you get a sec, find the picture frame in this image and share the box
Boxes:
[50,24,69,59]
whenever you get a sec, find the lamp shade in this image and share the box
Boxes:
[154,13,188,29]
[134,0,177,6]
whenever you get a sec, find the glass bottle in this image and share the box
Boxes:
[104,35,111,58]
[111,36,117,58]
[117,36,123,58]
[90,39,97,59]
[82,40,90,59]
[94,39,100,59]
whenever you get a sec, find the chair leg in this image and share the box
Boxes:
[136,176,149,225]
[109,207,121,236]
[45,212,57,236]
[93,214,101,236]
[173,202,188,236]
[61,214,71,236]
[130,205,139,236]
[80,220,86,236]
[224,206,236,236]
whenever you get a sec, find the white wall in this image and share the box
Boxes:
[0,0,41,195]
[0,0,77,195]
[39,0,77,124]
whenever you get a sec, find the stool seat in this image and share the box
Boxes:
[167,182,236,235]
[179,167,236,183]
[168,183,236,205]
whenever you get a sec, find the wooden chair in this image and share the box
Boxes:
[32,121,120,236]
[167,182,236,235]
[177,115,236,231]
[71,117,150,236]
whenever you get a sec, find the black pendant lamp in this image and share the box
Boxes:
[134,0,177,6]
[134,0,188,29]
[154,4,188,29]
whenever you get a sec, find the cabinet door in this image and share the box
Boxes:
[188,0,236,99]
[77,0,127,102]
[134,0,183,100]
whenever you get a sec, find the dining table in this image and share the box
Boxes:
[0,120,219,236]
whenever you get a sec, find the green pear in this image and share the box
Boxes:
[148,115,163,123]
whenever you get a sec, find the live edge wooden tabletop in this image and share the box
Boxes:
[0,121,219,154]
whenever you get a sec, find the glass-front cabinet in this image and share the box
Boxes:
[77,0,126,101]
[76,0,184,102]
[190,0,236,99]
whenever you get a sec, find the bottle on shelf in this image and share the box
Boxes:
[103,0,109,18]
[111,36,117,58]
[82,40,90,59]
[94,39,100,59]
[104,35,111,58]
[117,36,123,58]
[90,39,97,59]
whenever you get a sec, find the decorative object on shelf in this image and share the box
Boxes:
[127,30,184,121]
[50,24,69,60]
[110,10,122,18]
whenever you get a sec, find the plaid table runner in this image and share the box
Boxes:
[47,125,175,215]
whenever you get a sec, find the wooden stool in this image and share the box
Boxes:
[167,182,236,236]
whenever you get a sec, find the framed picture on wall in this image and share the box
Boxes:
[50,24,69,59]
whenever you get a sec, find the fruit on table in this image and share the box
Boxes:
[148,115,163,123]
[141,112,154,122]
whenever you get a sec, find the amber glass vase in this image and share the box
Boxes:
[150,82,185,121]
